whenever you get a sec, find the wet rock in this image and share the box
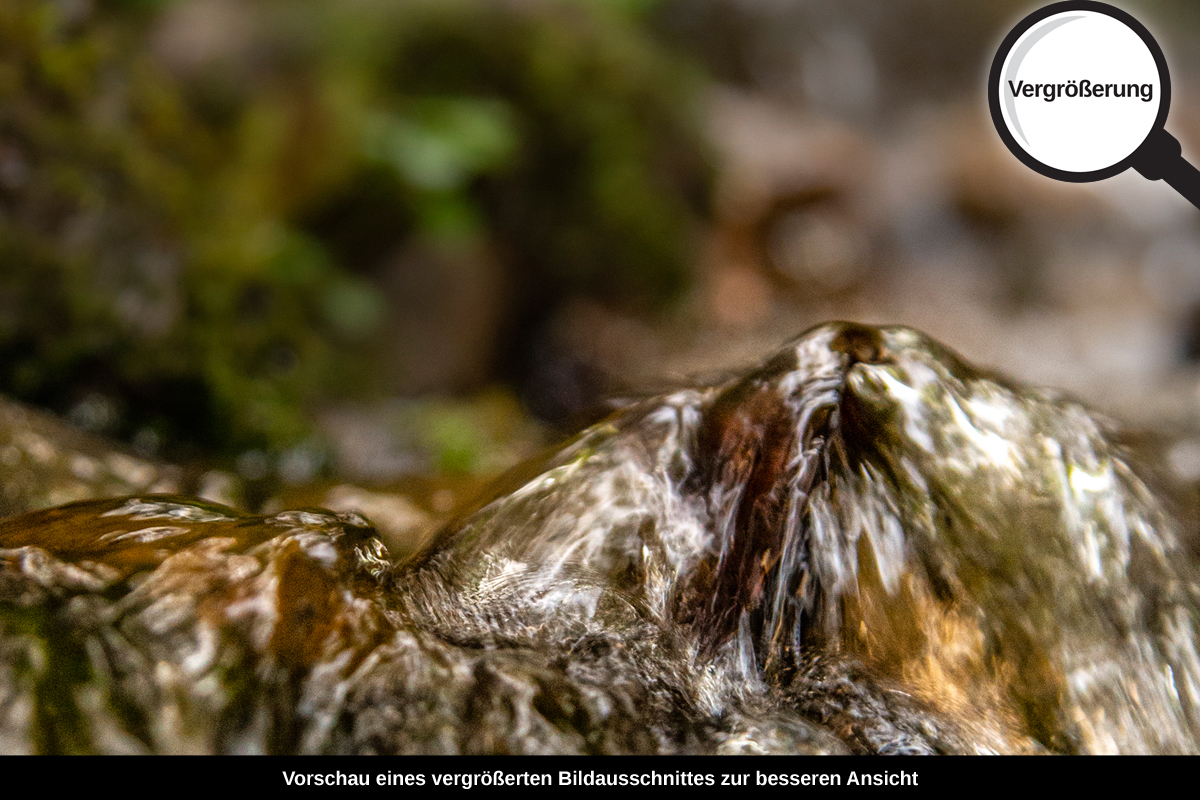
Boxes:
[0,498,388,754]
[319,484,437,557]
[0,397,184,520]
[2,323,1200,753]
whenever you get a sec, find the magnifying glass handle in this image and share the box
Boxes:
[1132,128,1200,210]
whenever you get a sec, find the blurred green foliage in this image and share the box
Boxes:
[0,0,704,464]
[391,390,545,476]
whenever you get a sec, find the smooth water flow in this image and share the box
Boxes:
[2,323,1199,753]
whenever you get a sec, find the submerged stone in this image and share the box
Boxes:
[0,398,183,519]
[1,322,1199,753]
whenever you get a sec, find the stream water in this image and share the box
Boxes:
[2,322,1198,753]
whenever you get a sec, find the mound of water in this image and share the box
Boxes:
[2,323,1197,753]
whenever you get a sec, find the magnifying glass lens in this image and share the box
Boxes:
[992,2,1200,210]
[999,10,1162,174]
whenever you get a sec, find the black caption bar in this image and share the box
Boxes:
[0,754,1171,793]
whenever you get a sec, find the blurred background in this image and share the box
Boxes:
[6,0,1200,549]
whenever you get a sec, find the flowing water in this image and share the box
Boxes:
[2,322,1199,753]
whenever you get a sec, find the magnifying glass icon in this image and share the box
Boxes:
[989,1,1200,209]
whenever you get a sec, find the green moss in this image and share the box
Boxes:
[0,603,93,754]
[0,0,705,466]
